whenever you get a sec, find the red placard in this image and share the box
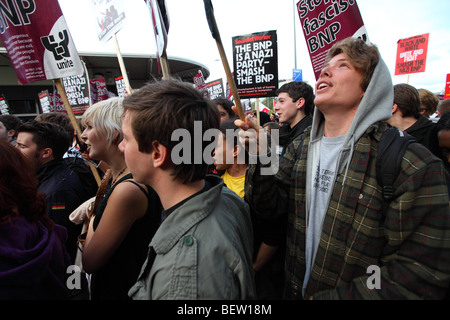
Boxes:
[395,33,429,76]
[445,74,450,100]
[296,0,368,80]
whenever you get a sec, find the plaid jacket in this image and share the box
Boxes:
[246,121,450,299]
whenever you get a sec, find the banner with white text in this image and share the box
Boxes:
[296,0,368,80]
[0,0,83,84]
[394,33,429,76]
[206,79,224,99]
[233,30,278,99]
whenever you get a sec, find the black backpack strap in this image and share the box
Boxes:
[376,127,416,210]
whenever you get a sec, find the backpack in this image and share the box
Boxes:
[376,127,416,210]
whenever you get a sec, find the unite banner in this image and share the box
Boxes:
[296,0,368,80]
[0,0,83,84]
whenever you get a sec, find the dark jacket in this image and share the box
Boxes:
[405,115,439,156]
[0,216,71,299]
[278,115,312,156]
[37,159,92,263]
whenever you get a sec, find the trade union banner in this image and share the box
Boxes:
[296,0,368,80]
[394,33,429,76]
[0,0,83,85]
[232,30,278,99]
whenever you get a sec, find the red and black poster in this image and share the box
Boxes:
[394,33,429,76]
[0,0,83,84]
[115,75,126,98]
[193,71,208,98]
[296,0,368,80]
[233,30,278,99]
[38,90,53,113]
[0,95,9,115]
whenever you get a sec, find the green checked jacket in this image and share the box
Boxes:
[245,122,450,300]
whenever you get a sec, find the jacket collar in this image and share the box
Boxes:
[150,175,224,254]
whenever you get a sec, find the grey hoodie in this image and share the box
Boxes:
[303,57,393,294]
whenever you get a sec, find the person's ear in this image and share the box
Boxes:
[151,141,168,168]
[296,97,305,110]
[41,147,53,159]
[233,144,241,158]
[392,103,399,114]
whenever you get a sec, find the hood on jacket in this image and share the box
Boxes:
[309,56,393,182]
[0,216,70,299]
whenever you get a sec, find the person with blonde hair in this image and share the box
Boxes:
[418,88,439,118]
[80,97,162,300]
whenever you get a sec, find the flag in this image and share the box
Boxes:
[203,0,219,40]
[259,102,270,114]
[156,0,170,33]
[146,0,169,57]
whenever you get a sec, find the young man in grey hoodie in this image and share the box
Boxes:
[236,37,450,300]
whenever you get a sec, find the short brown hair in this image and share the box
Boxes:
[418,88,439,117]
[394,83,421,119]
[324,37,380,92]
[123,79,220,184]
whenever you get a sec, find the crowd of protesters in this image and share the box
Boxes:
[1,37,450,300]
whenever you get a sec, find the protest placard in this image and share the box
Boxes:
[0,95,9,115]
[62,73,90,115]
[395,33,429,76]
[296,0,368,80]
[206,79,224,99]
[90,77,111,104]
[445,74,450,100]
[193,71,209,98]
[233,30,278,99]
[115,76,126,98]
[38,90,53,113]
[92,0,126,43]
[0,0,83,84]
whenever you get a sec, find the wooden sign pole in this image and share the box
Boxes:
[113,33,133,94]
